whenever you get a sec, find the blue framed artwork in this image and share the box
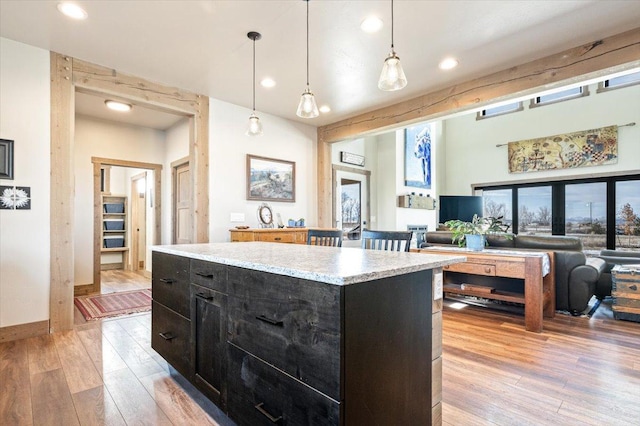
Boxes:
[404,124,432,189]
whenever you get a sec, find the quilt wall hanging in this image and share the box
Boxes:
[507,125,617,173]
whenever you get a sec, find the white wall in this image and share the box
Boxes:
[74,116,166,285]
[209,99,317,243]
[0,38,51,327]
[443,82,640,194]
[162,118,189,245]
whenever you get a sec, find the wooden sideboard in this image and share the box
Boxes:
[230,228,308,244]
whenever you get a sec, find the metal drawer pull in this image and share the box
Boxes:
[195,272,214,279]
[195,292,215,301]
[159,278,175,284]
[256,315,284,327]
[159,332,175,341]
[254,402,283,423]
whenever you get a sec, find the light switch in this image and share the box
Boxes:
[230,213,245,222]
[433,272,443,300]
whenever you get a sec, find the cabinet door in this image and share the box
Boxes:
[192,284,227,408]
[151,301,191,378]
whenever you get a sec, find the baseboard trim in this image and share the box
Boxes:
[143,270,151,279]
[74,283,97,296]
[0,320,49,343]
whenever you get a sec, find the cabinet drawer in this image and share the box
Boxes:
[151,301,191,378]
[255,232,296,243]
[191,259,227,293]
[152,252,190,317]
[445,262,496,276]
[227,267,341,400]
[227,344,340,426]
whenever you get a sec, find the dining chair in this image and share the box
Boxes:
[361,229,413,252]
[307,229,343,247]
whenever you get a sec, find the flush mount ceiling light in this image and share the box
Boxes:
[57,2,88,20]
[378,0,407,91]
[247,31,263,137]
[260,78,276,88]
[319,105,331,113]
[439,57,459,70]
[361,16,383,33]
[104,100,132,112]
[296,0,319,119]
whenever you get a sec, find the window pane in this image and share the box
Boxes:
[565,182,607,252]
[605,71,640,88]
[482,102,521,117]
[518,186,551,235]
[483,189,512,230]
[536,87,582,104]
[616,180,640,251]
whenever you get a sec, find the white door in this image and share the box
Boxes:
[174,162,192,244]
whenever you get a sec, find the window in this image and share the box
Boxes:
[518,186,552,235]
[565,182,607,251]
[615,180,640,251]
[475,175,640,250]
[530,86,588,108]
[598,71,640,92]
[482,188,513,228]
[476,101,523,120]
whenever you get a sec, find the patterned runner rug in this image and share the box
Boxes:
[74,289,152,321]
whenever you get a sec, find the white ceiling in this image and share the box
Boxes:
[2,1,640,128]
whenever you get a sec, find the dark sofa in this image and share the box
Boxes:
[424,231,606,314]
[595,249,640,299]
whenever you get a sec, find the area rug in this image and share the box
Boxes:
[74,289,152,321]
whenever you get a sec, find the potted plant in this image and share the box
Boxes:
[444,215,510,251]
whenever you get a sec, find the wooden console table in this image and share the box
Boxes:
[229,228,308,244]
[412,247,555,332]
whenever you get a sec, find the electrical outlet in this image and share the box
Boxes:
[434,272,443,300]
[230,213,245,222]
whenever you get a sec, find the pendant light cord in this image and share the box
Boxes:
[306,0,310,87]
[252,36,256,111]
[391,0,395,50]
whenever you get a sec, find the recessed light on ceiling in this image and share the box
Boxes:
[57,2,88,20]
[361,16,383,33]
[105,100,132,112]
[439,57,459,70]
[319,105,331,113]
[260,78,276,88]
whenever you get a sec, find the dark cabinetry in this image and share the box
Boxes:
[152,251,434,426]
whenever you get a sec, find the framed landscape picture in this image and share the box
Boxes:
[246,154,295,202]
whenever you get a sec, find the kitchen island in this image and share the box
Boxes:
[151,242,463,426]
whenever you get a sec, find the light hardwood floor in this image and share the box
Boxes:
[2,299,639,425]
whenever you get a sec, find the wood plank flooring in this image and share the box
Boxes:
[2,297,639,425]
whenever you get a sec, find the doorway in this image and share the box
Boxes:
[131,172,148,274]
[333,165,371,247]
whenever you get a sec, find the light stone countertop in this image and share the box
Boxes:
[152,242,465,285]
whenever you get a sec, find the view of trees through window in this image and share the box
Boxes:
[479,176,639,251]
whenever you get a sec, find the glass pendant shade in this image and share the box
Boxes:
[378,50,407,91]
[246,113,263,136]
[296,88,319,118]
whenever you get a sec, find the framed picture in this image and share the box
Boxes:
[404,124,432,189]
[246,154,295,202]
[0,139,14,180]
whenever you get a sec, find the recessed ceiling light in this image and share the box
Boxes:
[361,16,383,33]
[105,100,132,112]
[57,2,88,20]
[260,78,276,88]
[439,57,459,70]
[319,105,331,113]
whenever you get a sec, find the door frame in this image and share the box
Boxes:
[332,165,371,230]
[50,53,209,332]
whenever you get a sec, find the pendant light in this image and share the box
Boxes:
[247,31,263,136]
[378,0,407,91]
[296,0,319,118]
